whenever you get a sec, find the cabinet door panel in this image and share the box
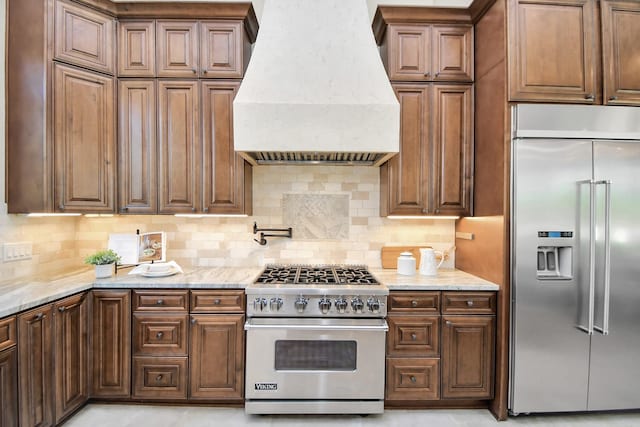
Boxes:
[0,347,18,427]
[54,63,115,213]
[54,0,115,74]
[18,306,53,427]
[157,21,198,77]
[432,25,473,82]
[508,0,598,102]
[189,314,244,400]
[53,294,88,424]
[388,25,430,80]
[601,1,640,105]
[158,81,200,213]
[381,84,430,216]
[91,290,131,398]
[118,80,157,213]
[118,21,156,77]
[0,317,16,352]
[441,315,494,399]
[432,84,472,216]
[202,81,250,214]
[200,21,245,78]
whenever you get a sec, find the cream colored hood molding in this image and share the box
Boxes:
[233,0,400,166]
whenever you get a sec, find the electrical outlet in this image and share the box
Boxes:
[3,242,33,262]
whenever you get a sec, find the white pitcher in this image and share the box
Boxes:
[419,248,444,276]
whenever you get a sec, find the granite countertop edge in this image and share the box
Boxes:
[0,267,499,319]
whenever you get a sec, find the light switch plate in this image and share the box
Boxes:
[3,242,33,262]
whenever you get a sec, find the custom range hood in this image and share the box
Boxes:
[233,0,400,166]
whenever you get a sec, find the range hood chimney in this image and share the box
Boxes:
[233,0,400,166]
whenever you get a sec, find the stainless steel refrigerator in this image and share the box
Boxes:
[509,104,640,415]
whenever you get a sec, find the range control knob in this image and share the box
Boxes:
[294,296,308,313]
[351,297,364,314]
[269,297,283,312]
[318,297,332,314]
[253,297,267,312]
[367,297,381,314]
[335,297,348,314]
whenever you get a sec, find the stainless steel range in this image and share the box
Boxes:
[244,265,388,415]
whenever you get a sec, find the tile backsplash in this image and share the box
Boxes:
[0,166,455,281]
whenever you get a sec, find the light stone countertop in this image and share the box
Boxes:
[370,268,499,291]
[0,267,497,319]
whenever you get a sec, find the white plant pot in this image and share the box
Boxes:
[95,263,114,279]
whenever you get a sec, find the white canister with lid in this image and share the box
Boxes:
[397,252,416,275]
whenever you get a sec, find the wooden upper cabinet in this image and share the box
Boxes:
[18,305,54,427]
[508,0,598,103]
[202,81,252,215]
[387,25,431,81]
[432,25,473,82]
[54,0,115,75]
[53,63,116,213]
[158,80,200,214]
[380,84,430,216]
[118,80,157,214]
[601,0,640,106]
[432,84,473,216]
[118,21,156,77]
[200,21,249,78]
[385,24,472,82]
[53,294,88,424]
[156,21,199,77]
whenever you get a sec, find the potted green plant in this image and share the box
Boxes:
[84,249,121,279]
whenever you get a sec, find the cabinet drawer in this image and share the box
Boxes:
[388,292,440,313]
[387,315,439,357]
[190,290,244,313]
[386,357,440,401]
[133,313,188,356]
[0,316,16,352]
[441,292,496,314]
[133,290,189,311]
[132,356,187,399]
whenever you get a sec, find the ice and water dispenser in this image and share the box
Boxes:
[536,231,573,280]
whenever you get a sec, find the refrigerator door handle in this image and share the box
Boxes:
[594,180,612,336]
[577,179,596,335]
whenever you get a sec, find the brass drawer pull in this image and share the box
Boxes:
[410,376,417,383]
[214,299,221,305]
[156,331,163,339]
[156,374,163,381]
[411,300,418,307]
[446,320,452,326]
[410,333,417,341]
[467,300,474,307]
[156,299,164,305]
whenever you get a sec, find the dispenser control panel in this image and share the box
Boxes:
[536,231,573,280]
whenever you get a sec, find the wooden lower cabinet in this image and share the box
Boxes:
[18,305,54,427]
[132,357,188,399]
[189,314,244,400]
[0,347,18,427]
[53,294,88,424]
[91,290,131,398]
[385,291,495,405]
[386,358,440,401]
[441,315,495,399]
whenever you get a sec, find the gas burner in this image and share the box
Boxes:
[255,264,379,285]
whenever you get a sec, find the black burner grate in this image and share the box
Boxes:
[255,265,378,285]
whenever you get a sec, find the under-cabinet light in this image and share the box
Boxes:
[174,214,249,218]
[386,215,460,220]
[25,213,82,217]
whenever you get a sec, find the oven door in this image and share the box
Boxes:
[244,317,388,400]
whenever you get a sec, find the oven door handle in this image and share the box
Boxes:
[244,319,388,332]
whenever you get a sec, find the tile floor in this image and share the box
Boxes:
[64,404,640,427]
